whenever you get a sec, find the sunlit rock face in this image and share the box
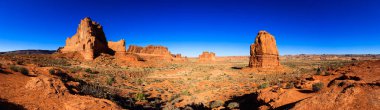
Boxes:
[59,17,113,60]
[127,45,172,56]
[198,51,216,62]
[249,31,281,68]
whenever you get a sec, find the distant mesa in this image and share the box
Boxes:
[127,45,172,56]
[58,17,130,60]
[249,30,281,69]
[198,51,216,62]
[127,45,182,61]
[0,50,56,55]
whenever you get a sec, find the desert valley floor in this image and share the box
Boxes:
[0,53,379,110]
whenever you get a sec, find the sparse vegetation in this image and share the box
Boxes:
[312,82,324,92]
[227,102,239,109]
[209,100,224,108]
[107,77,115,86]
[10,65,28,75]
[285,82,294,89]
[10,65,20,72]
[258,83,269,89]
[134,93,146,101]
[181,90,191,96]
[316,67,322,75]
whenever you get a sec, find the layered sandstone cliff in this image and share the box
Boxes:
[127,45,172,56]
[108,39,127,56]
[249,31,281,68]
[198,51,216,62]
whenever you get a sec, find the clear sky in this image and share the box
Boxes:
[0,0,379,57]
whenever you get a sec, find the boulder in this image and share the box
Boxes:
[249,31,281,69]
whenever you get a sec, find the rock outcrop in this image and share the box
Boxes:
[108,39,127,56]
[249,31,281,69]
[127,45,174,61]
[59,17,128,60]
[127,45,171,56]
[198,51,216,62]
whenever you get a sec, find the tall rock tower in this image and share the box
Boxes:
[59,17,113,60]
[249,31,281,68]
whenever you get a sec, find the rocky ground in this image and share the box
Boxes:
[0,54,379,110]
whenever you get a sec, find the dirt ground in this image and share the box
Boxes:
[0,54,379,110]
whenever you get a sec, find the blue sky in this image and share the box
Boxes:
[0,0,379,57]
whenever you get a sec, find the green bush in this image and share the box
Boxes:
[312,82,324,92]
[258,83,269,89]
[209,100,224,108]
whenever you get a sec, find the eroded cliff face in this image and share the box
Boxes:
[59,17,128,60]
[198,51,216,62]
[108,39,127,56]
[249,31,281,69]
[127,45,171,56]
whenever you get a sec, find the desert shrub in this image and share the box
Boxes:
[49,69,55,75]
[285,82,295,89]
[84,68,98,74]
[312,82,324,92]
[69,66,82,73]
[10,65,20,72]
[9,65,28,75]
[134,93,145,101]
[258,83,269,89]
[227,102,239,109]
[79,84,109,98]
[315,68,321,75]
[107,77,115,86]
[0,64,3,73]
[19,67,29,75]
[85,68,92,73]
[49,68,64,75]
[209,100,224,108]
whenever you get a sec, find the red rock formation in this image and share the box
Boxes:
[198,51,216,62]
[59,17,131,60]
[127,45,172,56]
[108,39,127,56]
[59,17,113,60]
[173,54,182,58]
[249,31,281,69]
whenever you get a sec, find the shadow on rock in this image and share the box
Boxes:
[0,98,26,110]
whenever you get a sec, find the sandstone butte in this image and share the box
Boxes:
[127,45,172,56]
[249,31,281,69]
[58,17,127,60]
[198,51,216,62]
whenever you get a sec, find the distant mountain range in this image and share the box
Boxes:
[0,50,56,55]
